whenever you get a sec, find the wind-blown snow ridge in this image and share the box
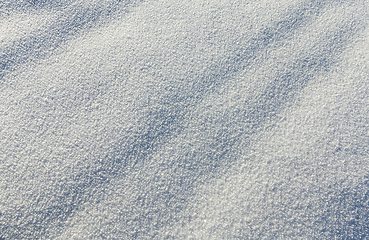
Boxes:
[1,0,368,239]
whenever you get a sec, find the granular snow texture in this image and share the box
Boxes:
[0,0,368,239]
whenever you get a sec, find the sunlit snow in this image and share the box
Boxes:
[1,0,368,239]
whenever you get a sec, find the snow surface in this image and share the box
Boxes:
[1,0,368,239]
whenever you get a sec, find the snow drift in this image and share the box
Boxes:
[1,0,368,239]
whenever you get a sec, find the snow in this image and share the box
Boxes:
[1,0,368,239]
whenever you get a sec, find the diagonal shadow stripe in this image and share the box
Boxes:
[106,6,366,238]
[0,0,143,80]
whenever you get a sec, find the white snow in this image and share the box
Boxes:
[1,0,368,239]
